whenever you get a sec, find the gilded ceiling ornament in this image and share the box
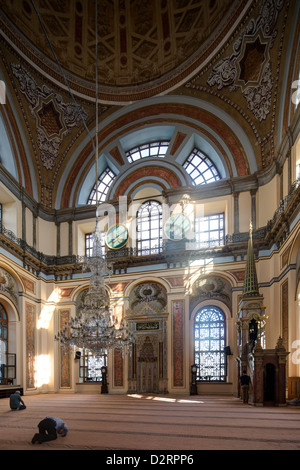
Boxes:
[11,63,88,170]
[207,0,283,121]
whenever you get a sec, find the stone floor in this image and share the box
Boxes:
[0,393,300,452]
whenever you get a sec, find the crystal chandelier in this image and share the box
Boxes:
[55,0,135,355]
[56,221,134,355]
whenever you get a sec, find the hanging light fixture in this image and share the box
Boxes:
[56,218,134,354]
[55,0,135,355]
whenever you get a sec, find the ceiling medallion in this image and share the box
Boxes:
[236,33,270,89]
[207,0,283,122]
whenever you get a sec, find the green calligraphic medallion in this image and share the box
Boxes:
[165,214,190,241]
[105,224,129,249]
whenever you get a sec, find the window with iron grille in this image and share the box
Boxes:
[79,354,106,382]
[194,306,226,382]
[126,141,169,163]
[85,232,105,257]
[137,200,163,255]
[183,148,221,185]
[87,168,116,204]
[194,213,225,248]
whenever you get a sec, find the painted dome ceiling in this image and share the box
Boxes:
[1,0,242,101]
[0,0,298,210]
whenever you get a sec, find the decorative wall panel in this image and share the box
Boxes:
[172,300,184,387]
[281,280,289,352]
[59,310,71,388]
[114,349,123,387]
[26,302,36,390]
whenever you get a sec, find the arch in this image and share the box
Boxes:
[112,163,184,199]
[0,75,37,198]
[0,295,20,322]
[127,280,168,316]
[74,283,111,309]
[60,98,254,209]
[275,2,300,143]
[189,270,237,290]
[71,283,91,303]
[0,294,20,385]
[189,272,234,315]
[124,277,170,299]
[0,265,23,313]
[190,298,232,324]
[0,302,8,353]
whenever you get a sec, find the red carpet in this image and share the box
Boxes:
[0,393,299,450]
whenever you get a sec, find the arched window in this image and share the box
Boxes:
[194,306,226,382]
[126,141,169,163]
[183,148,221,185]
[0,303,8,352]
[87,167,116,204]
[0,303,8,383]
[137,200,162,255]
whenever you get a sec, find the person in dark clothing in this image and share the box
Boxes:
[240,370,251,403]
[31,416,69,444]
[9,391,26,410]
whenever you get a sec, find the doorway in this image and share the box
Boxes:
[138,361,158,393]
[264,363,275,403]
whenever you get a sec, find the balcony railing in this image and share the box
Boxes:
[0,180,298,276]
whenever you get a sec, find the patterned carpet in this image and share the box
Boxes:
[0,393,300,452]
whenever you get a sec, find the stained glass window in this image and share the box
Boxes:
[126,141,169,163]
[183,148,221,185]
[87,168,116,204]
[194,306,226,382]
[137,200,163,255]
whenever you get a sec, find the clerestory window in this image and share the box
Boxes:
[126,141,169,163]
[183,148,221,185]
[87,168,116,204]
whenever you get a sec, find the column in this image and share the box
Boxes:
[233,192,239,234]
[68,221,72,256]
[56,222,61,257]
[32,212,37,249]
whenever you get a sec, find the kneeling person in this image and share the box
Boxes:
[10,391,26,410]
[32,416,68,444]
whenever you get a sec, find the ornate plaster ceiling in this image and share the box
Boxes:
[0,0,298,210]
[0,0,243,101]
